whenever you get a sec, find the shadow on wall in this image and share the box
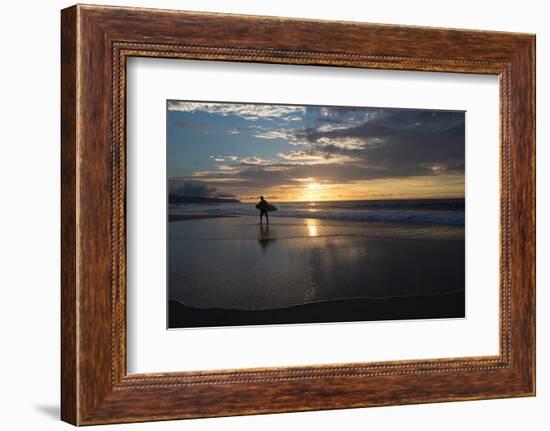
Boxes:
[34,405,59,420]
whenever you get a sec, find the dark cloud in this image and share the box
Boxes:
[220,109,465,187]
[169,179,236,198]
[172,121,207,129]
[304,109,465,177]
[170,105,465,198]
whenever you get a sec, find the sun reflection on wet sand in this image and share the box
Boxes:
[305,218,319,237]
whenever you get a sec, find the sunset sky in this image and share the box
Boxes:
[167,101,465,202]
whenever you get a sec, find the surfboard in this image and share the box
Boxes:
[256,203,277,212]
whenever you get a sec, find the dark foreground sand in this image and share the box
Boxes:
[169,291,465,328]
[168,215,465,328]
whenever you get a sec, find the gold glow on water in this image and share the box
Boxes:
[305,219,319,237]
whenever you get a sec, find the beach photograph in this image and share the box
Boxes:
[167,100,465,328]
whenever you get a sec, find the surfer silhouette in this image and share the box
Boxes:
[256,196,270,224]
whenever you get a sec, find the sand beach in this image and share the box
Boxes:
[168,214,465,328]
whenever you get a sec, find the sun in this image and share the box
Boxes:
[302,182,322,201]
[307,182,321,192]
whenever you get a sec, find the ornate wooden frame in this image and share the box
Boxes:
[61,4,535,425]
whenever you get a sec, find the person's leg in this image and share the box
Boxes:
[259,212,263,224]
[266,211,269,224]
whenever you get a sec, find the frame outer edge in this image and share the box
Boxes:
[61,4,536,425]
[504,34,536,396]
[531,34,536,396]
[61,4,79,426]
[527,35,536,395]
[525,35,537,396]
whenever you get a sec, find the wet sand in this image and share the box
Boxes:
[168,215,465,328]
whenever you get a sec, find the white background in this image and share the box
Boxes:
[0,0,547,430]
[127,59,499,373]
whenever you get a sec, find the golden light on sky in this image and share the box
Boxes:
[302,181,323,202]
[238,174,464,203]
[168,101,465,203]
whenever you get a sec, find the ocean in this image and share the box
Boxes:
[168,212,465,321]
[168,198,465,321]
[169,198,465,226]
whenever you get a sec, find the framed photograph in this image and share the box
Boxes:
[61,4,535,425]
[165,100,466,329]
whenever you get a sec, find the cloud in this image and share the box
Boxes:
[193,107,464,193]
[238,156,272,166]
[169,180,215,196]
[315,106,374,132]
[167,101,305,121]
[217,165,238,172]
[253,129,295,140]
[172,121,207,129]
[277,150,357,165]
[168,104,465,199]
[209,155,239,162]
[304,109,465,176]
[168,179,236,198]
[315,137,375,150]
